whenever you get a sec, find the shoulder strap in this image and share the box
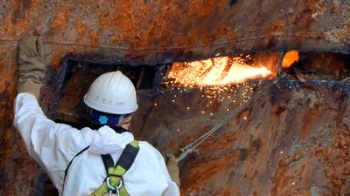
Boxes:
[91,140,139,196]
[116,140,139,171]
[101,154,114,174]
[62,145,90,194]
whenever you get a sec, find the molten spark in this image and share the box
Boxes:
[166,56,272,87]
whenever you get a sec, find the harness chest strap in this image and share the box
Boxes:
[91,140,139,196]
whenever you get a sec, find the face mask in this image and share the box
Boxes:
[89,109,127,125]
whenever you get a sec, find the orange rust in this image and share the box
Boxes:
[269,21,285,34]
[99,11,112,28]
[51,10,71,32]
[299,164,306,180]
[115,13,137,40]
[89,30,99,46]
[250,170,258,181]
[200,29,216,45]
[182,156,232,193]
[343,163,350,175]
[226,151,241,160]
[223,132,238,142]
[50,50,70,68]
[321,148,329,160]
[321,130,350,193]
[301,110,323,140]
[0,0,348,60]
[217,0,227,10]
[76,21,88,43]
[333,137,340,148]
[297,164,313,187]
[215,26,231,38]
[188,0,215,17]
[330,174,343,187]
[307,0,326,15]
[12,1,38,36]
[217,188,233,196]
[32,0,42,5]
[217,139,228,149]
[271,164,287,195]
[341,134,350,147]
[2,22,15,35]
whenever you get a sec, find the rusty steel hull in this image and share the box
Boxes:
[0,0,350,195]
[0,0,349,65]
[133,79,350,195]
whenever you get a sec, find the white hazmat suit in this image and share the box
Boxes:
[14,93,180,196]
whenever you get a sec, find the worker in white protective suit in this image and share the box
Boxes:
[14,35,180,196]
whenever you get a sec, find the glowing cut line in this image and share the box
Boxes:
[167,56,272,87]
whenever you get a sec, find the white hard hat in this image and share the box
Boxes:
[84,71,138,114]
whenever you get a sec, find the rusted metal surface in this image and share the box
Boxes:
[0,0,349,66]
[0,41,44,196]
[132,79,350,195]
[0,0,350,195]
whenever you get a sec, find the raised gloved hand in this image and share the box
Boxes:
[166,153,180,187]
[17,35,46,99]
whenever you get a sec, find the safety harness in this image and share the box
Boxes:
[62,139,139,196]
[91,140,139,196]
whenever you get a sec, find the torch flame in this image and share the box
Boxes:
[282,50,299,68]
[166,56,272,87]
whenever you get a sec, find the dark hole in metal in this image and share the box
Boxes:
[61,56,171,90]
[284,52,350,82]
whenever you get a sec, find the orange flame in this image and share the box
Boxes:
[166,56,272,87]
[282,50,299,68]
